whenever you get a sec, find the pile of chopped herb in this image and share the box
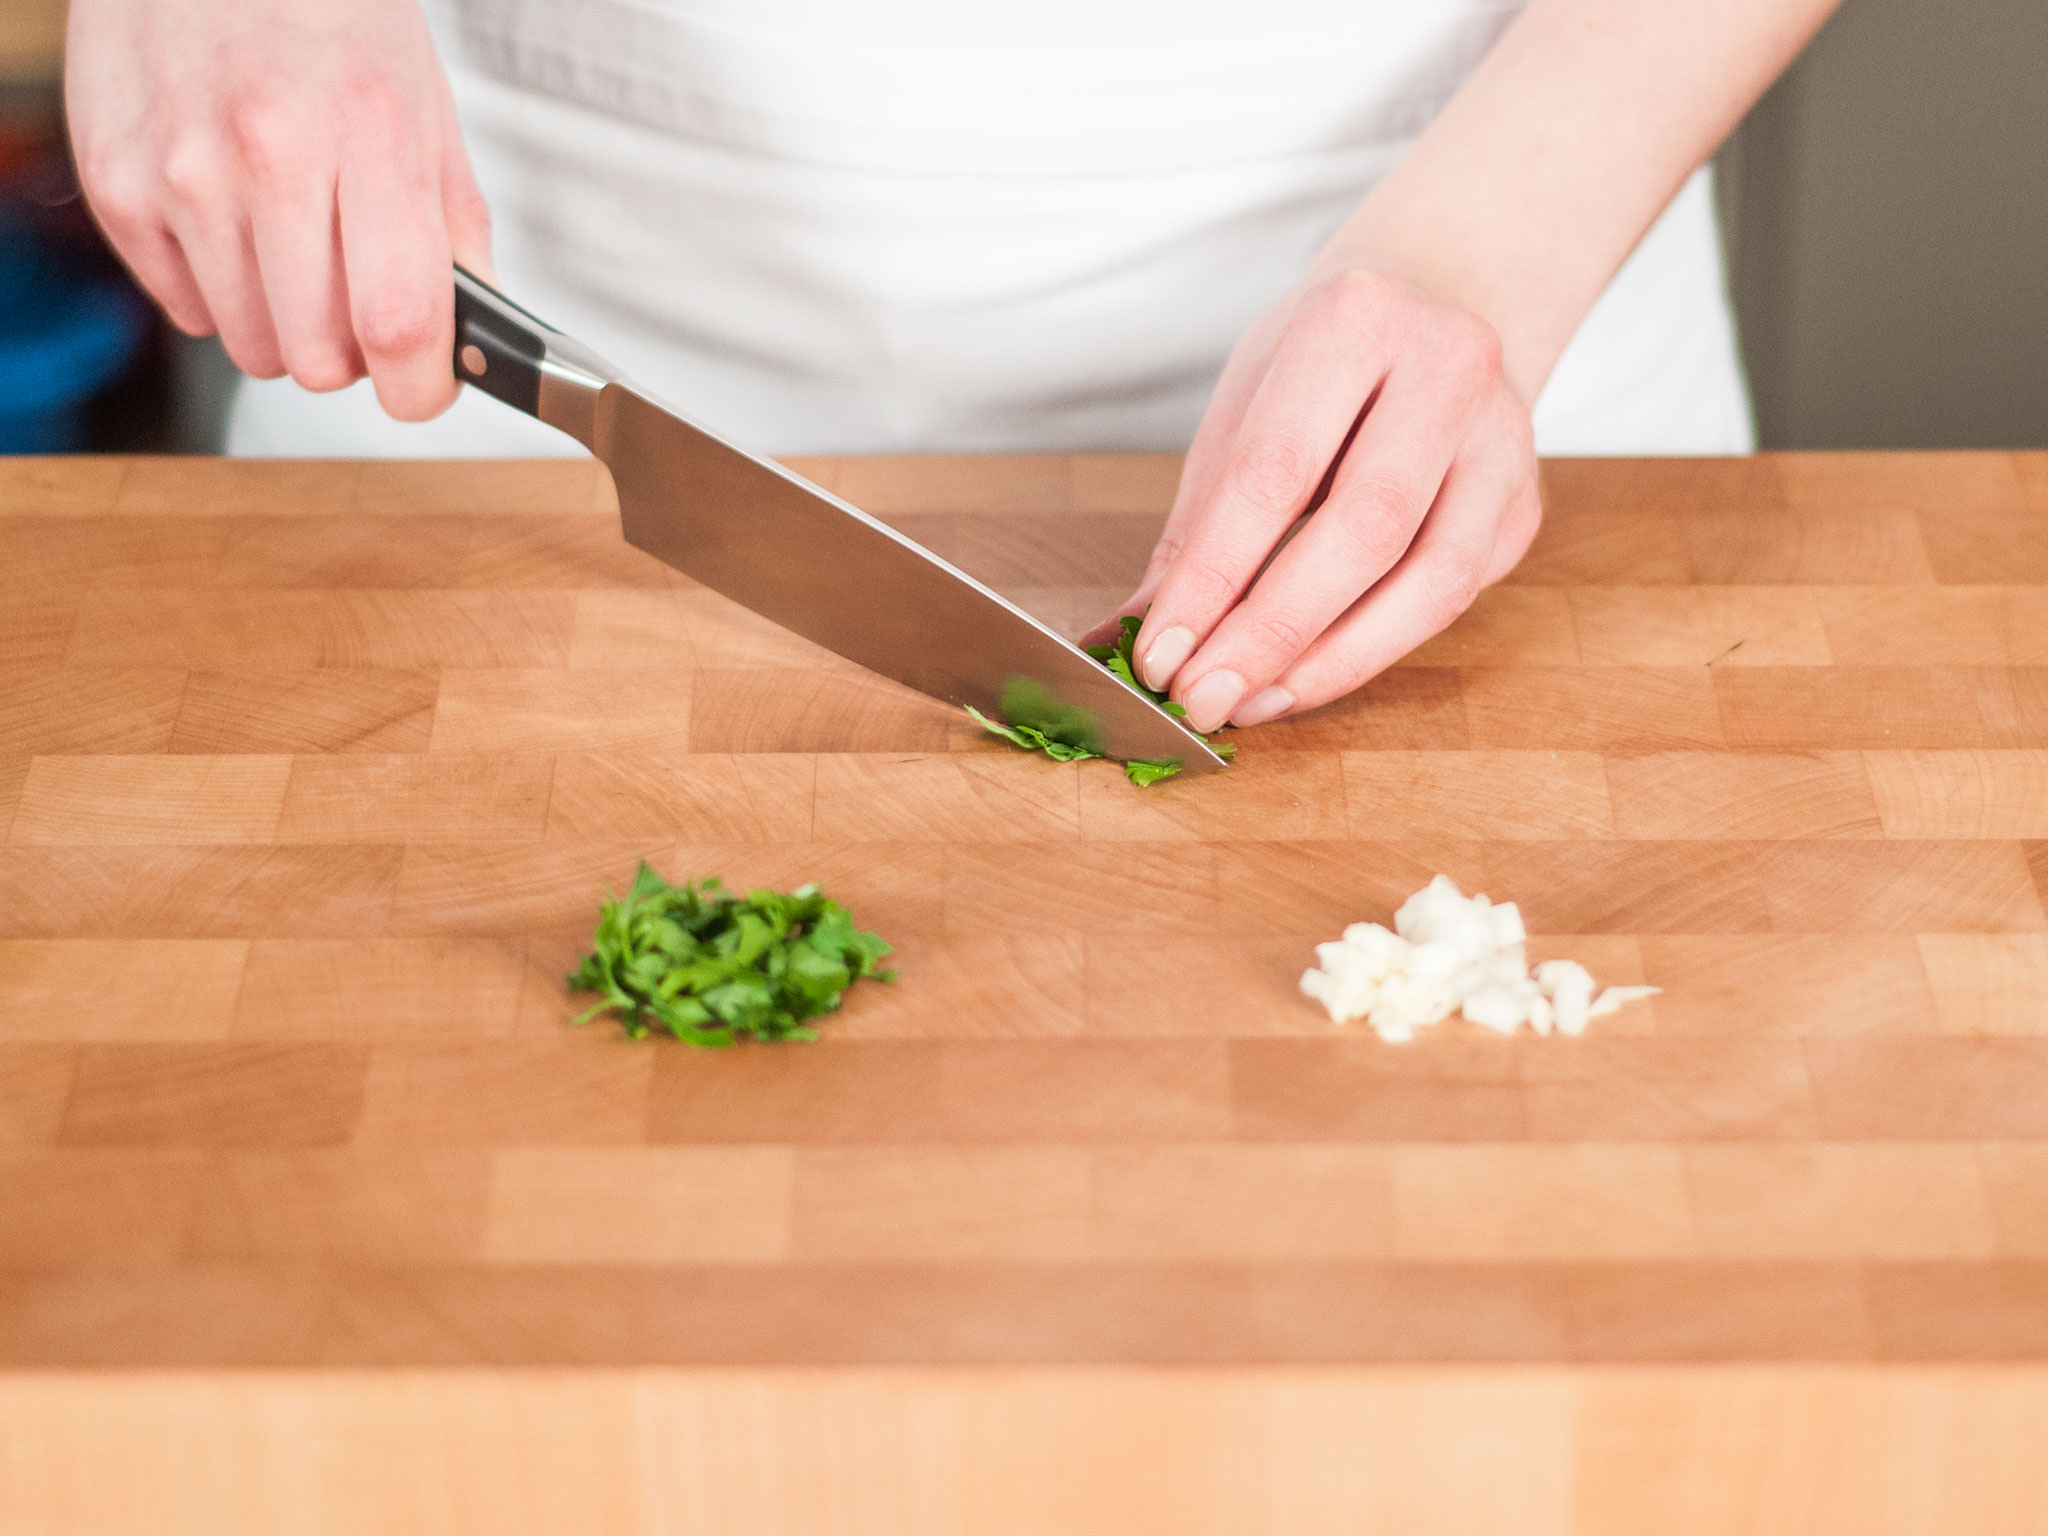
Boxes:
[969,614,1236,786]
[567,863,894,1045]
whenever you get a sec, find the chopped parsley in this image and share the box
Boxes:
[970,614,1236,786]
[567,864,893,1045]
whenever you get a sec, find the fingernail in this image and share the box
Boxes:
[1140,626,1196,691]
[1232,685,1294,726]
[1181,669,1247,733]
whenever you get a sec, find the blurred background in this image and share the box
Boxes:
[3,0,2044,454]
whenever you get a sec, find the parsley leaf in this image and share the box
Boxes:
[566,863,894,1046]
[964,707,1101,762]
[1121,758,1185,788]
[968,612,1238,786]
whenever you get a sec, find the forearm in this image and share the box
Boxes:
[1312,0,1841,402]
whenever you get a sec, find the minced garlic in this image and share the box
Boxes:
[1299,875,1659,1042]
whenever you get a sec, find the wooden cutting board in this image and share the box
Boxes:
[2,451,2046,1532]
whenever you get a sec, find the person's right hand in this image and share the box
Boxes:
[66,0,491,420]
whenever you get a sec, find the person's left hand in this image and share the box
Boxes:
[1098,269,1543,733]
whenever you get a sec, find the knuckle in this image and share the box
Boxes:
[1445,312,1503,381]
[1227,436,1317,517]
[226,343,286,381]
[1418,550,1484,628]
[1345,469,1415,523]
[1332,472,1422,569]
[356,291,441,360]
[1246,609,1312,660]
[1142,533,1185,581]
[74,137,133,200]
[336,72,403,132]
[1178,558,1245,615]
[1316,268,1394,330]
[85,167,152,236]
[289,353,361,393]
[159,139,226,212]
[1307,640,1380,702]
[227,96,304,185]
[381,377,458,423]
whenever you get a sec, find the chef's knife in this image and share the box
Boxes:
[450,266,1224,772]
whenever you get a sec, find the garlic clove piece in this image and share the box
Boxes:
[1589,984,1663,1018]
[1462,985,1527,1035]
[1488,902,1526,948]
[1537,960,1595,1035]
[1406,940,1462,980]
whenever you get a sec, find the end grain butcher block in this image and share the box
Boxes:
[2,452,2047,1530]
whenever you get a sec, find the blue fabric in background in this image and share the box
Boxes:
[0,217,142,453]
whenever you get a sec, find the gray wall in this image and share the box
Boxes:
[1719,0,2048,448]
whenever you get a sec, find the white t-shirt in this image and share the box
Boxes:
[228,0,1753,457]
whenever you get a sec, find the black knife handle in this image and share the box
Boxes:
[452,264,555,419]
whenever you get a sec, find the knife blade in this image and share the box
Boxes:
[450,266,1224,772]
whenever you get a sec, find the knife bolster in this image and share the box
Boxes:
[452,265,615,452]
[536,355,609,452]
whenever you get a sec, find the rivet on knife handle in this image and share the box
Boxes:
[452,264,545,417]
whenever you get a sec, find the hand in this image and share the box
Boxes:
[66,0,490,420]
[1106,270,1542,732]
